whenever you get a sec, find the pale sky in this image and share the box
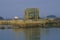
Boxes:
[0,0,60,18]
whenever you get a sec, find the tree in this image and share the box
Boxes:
[46,15,57,18]
[0,16,4,20]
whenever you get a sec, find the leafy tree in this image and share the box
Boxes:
[0,16,4,20]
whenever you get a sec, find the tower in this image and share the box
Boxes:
[24,8,39,20]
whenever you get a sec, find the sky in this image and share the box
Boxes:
[0,0,60,18]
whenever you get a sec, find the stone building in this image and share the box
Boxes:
[24,8,39,20]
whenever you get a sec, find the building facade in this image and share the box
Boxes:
[24,8,39,20]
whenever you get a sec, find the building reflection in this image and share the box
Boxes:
[13,27,40,40]
[24,28,40,40]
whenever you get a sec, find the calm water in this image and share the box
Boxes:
[0,26,60,40]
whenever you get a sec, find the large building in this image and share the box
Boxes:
[24,8,39,20]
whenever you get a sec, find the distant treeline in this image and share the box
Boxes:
[0,15,59,20]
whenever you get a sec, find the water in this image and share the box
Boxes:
[0,26,60,40]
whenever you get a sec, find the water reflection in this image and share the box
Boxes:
[13,27,40,40]
[0,26,60,40]
[40,28,60,40]
[24,28,40,40]
[13,28,26,40]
